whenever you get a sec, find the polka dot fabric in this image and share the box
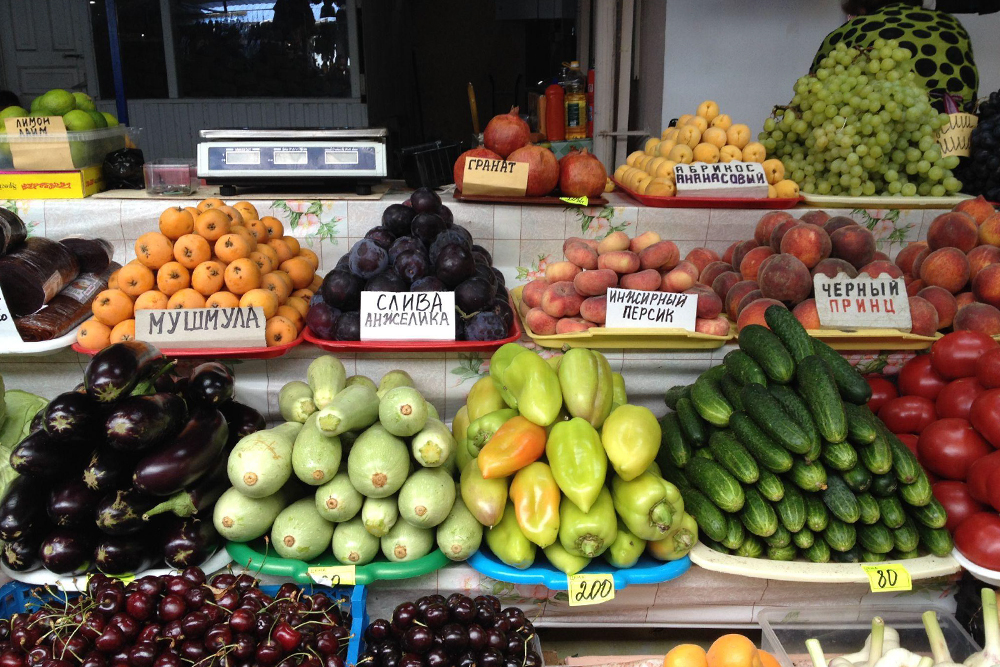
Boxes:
[812,3,978,111]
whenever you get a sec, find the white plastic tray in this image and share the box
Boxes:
[0,327,79,356]
[951,548,1000,586]
[802,193,971,209]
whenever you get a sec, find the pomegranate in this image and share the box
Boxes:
[558,149,607,197]
[507,145,559,197]
[483,107,530,158]
[453,147,501,191]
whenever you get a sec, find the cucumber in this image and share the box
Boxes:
[792,526,815,549]
[684,458,745,513]
[271,498,335,561]
[332,516,380,565]
[804,438,822,464]
[228,422,302,499]
[871,473,898,498]
[878,496,907,529]
[292,413,342,486]
[909,497,948,529]
[843,464,873,493]
[788,458,828,492]
[857,522,894,554]
[676,397,708,447]
[724,350,769,387]
[803,539,831,562]
[213,487,288,542]
[767,544,798,561]
[657,413,692,469]
[722,514,746,550]
[739,324,796,384]
[708,431,759,484]
[664,385,691,410]
[678,486,728,543]
[700,365,728,383]
[822,475,861,523]
[278,381,316,423]
[833,545,862,563]
[823,517,857,552]
[811,338,872,405]
[918,524,955,557]
[315,472,363,523]
[796,355,848,443]
[822,441,858,472]
[856,492,881,525]
[844,403,879,446]
[767,384,822,454]
[756,468,786,502]
[695,448,715,461]
[775,485,807,532]
[702,538,730,554]
[740,486,778,538]
[729,413,794,473]
[893,517,920,553]
[659,463,691,491]
[691,377,733,427]
[765,524,792,548]
[719,374,746,412]
[806,494,830,531]
[765,304,815,362]
[316,384,380,437]
[436,496,484,561]
[900,472,933,507]
[860,432,894,475]
[861,550,885,563]
[306,355,347,410]
[734,534,765,558]
[741,384,811,454]
[884,428,922,484]
[892,548,921,560]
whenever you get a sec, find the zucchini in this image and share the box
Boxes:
[756,468,786,502]
[842,464,873,493]
[789,458,828,492]
[806,494,830,531]
[719,374,746,412]
[805,438,823,464]
[708,431,759,484]
[722,514,746,550]
[796,355,848,444]
[657,413,692,469]
[861,550,886,563]
[663,385,691,411]
[811,338,872,405]
[822,475,861,523]
[883,426,922,484]
[878,496,907,529]
[918,524,954,557]
[900,472,933,507]
[734,534,765,558]
[684,456,747,512]
[892,548,921,560]
[767,544,798,561]
[823,517,858,552]
[724,350,769,387]
[833,545,862,563]
[739,324,796,384]
[844,403,879,446]
[676,397,709,447]
[691,377,733,427]
[909,497,948,529]
[792,526,815,549]
[765,523,792,548]
[702,538,729,554]
[860,432,893,476]
[870,473,898,498]
[740,486,778,538]
[681,486,729,543]
[730,413,794,473]
[893,517,920,553]
[856,492,881,525]
[775,485,807,532]
[765,304,814,363]
[803,538,831,563]
[822,441,859,472]
[857,522,894,553]
[768,384,822,455]
[741,384,811,455]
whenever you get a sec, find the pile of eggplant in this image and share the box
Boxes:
[0,341,265,577]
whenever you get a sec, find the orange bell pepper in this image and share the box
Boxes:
[510,462,561,548]
[477,415,546,479]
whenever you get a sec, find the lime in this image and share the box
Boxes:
[72,92,96,112]
[63,109,97,131]
[0,106,27,120]
[86,110,108,128]
[101,112,119,128]
[38,89,75,116]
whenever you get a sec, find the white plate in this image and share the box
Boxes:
[802,193,972,209]
[0,327,80,356]
[951,548,1000,586]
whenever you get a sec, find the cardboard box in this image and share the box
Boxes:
[0,166,105,199]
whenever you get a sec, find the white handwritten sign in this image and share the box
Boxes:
[360,291,455,341]
[604,288,698,331]
[461,157,529,197]
[938,113,977,159]
[813,274,911,330]
[0,284,21,345]
[674,161,768,198]
[135,307,266,349]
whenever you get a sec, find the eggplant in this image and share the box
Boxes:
[161,517,219,569]
[0,476,46,540]
[96,489,157,535]
[154,373,186,395]
[47,479,103,528]
[42,391,101,440]
[185,362,234,407]
[10,430,87,479]
[105,393,187,452]
[2,537,41,572]
[39,528,94,575]
[82,447,135,493]
[143,455,228,520]
[84,341,163,403]
[94,536,148,575]
[28,409,45,434]
[219,400,265,446]
[132,409,228,497]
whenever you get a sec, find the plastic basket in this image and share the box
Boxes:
[399,141,462,189]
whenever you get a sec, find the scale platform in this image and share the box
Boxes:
[196,128,388,195]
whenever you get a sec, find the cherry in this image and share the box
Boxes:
[182,587,206,610]
[79,614,106,641]
[96,589,123,616]
[323,656,345,667]
[423,604,449,629]
[271,622,301,652]
[501,608,524,631]
[253,613,273,638]
[441,623,468,655]
[456,653,477,667]
[164,577,190,597]
[80,653,107,667]
[524,652,541,667]
[109,615,138,640]
[27,646,52,667]
[177,641,204,663]
[136,626,160,644]
[203,624,232,652]
[403,626,433,655]
[126,642,156,667]
[151,653,180,667]
[157,595,185,623]
[228,609,254,634]
[180,567,205,585]
[216,590,240,611]
[162,622,183,642]
[41,659,72,667]
[254,640,283,667]
[275,583,299,600]
[479,648,503,667]
[426,649,449,667]
[315,631,339,656]
[232,634,255,660]
[233,574,256,592]
[180,611,209,638]
[94,626,124,654]
[485,628,506,652]
[134,577,162,598]
[505,636,525,659]
[399,653,423,667]
[392,603,417,630]
[467,624,486,652]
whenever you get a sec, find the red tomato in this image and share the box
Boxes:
[989,468,1000,512]
[865,376,898,413]
[931,331,1000,380]
[917,417,992,480]
[977,348,1000,389]
[933,481,986,532]
[936,377,985,420]
[878,396,938,434]
[967,451,1000,503]
[971,388,1000,448]
[955,513,1000,569]
[897,355,948,400]
[895,433,919,457]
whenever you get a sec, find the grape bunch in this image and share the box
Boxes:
[759,39,962,198]
[957,90,1000,201]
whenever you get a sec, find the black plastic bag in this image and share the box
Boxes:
[103,147,145,190]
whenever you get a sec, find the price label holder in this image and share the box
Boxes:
[559,196,589,206]
[3,116,74,170]
[360,291,455,341]
[0,284,23,347]
[567,573,615,607]
[861,564,911,593]
[604,288,698,331]
[307,565,357,586]
[135,307,266,349]
[462,157,529,196]
[813,274,911,331]
[938,113,977,159]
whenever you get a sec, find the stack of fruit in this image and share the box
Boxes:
[76,199,319,350]
[613,100,800,198]
[214,355,478,565]
[453,344,697,574]
[0,342,266,576]
[957,88,1000,201]
[0,89,118,130]
[660,305,953,562]
[307,189,513,342]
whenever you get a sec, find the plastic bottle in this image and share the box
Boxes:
[564,61,587,140]
[545,83,565,142]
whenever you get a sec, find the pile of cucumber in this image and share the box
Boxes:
[213,355,482,567]
[659,306,954,563]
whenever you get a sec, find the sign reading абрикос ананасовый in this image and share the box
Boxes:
[673,161,768,198]
[604,288,698,331]
[360,291,455,341]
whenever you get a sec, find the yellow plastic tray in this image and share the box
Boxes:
[511,285,734,350]
[802,327,941,351]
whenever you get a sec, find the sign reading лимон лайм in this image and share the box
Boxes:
[135,307,266,349]
[813,273,912,331]
[604,288,698,331]
[673,161,769,198]
[360,291,455,341]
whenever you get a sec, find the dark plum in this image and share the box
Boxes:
[382,204,417,238]
[411,213,447,247]
[393,251,430,284]
[321,270,363,310]
[473,263,498,291]
[438,205,454,227]
[464,312,507,341]
[410,276,447,292]
[435,244,476,288]
[349,239,389,279]
[365,227,396,250]
[492,300,514,330]
[366,270,407,292]
[456,653,477,667]
[472,245,493,266]
[306,303,341,340]
[410,187,442,213]
[389,237,426,265]
[335,254,351,271]
[491,267,506,289]
[455,278,495,315]
[429,230,471,264]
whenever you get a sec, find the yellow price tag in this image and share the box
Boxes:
[560,196,589,206]
[307,565,356,586]
[861,564,911,592]
[88,572,135,586]
[567,573,615,606]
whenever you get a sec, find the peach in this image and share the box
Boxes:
[700,261,735,287]
[695,316,731,336]
[597,231,630,254]
[726,280,760,321]
[979,213,1000,247]
[580,295,607,324]
[911,247,931,277]
[564,241,599,270]
[739,246,776,281]
[780,224,833,268]
[973,263,1000,308]
[917,286,958,329]
[957,292,977,309]
[968,245,1000,279]
[873,251,890,261]
[955,195,996,225]
[574,269,619,296]
[526,308,558,335]
[859,260,904,279]
[722,241,740,265]
[598,251,641,274]
[908,296,940,337]
[831,226,876,269]
[812,258,858,280]
[563,237,589,253]
[639,241,680,271]
[758,254,812,305]
[737,298,785,331]
[799,210,830,226]
[927,211,978,252]
[792,299,821,329]
[768,219,800,252]
[907,279,927,296]
[556,317,595,334]
[517,298,530,320]
[629,231,661,254]
[712,271,742,300]
[661,261,699,292]
[754,211,794,247]
[895,242,928,276]
[541,281,584,318]
[685,286,723,319]
[620,269,662,291]
[954,302,1000,336]
[522,279,548,308]
[685,247,721,274]
[920,247,971,294]
[731,239,760,271]
[823,216,858,236]
[737,289,764,316]
[544,261,582,284]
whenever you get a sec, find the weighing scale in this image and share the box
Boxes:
[196,128,388,195]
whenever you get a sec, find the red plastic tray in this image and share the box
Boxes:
[613,178,803,209]
[72,331,305,359]
[453,192,609,207]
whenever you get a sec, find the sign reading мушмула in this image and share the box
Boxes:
[134,307,266,348]
[360,291,455,341]
[813,273,912,331]
[604,288,698,331]
[673,161,769,198]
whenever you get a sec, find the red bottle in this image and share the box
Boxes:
[545,84,565,142]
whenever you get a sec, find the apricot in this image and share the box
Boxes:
[768,219,800,252]
[692,143,720,164]
[597,231,630,254]
[620,269,662,291]
[712,271,742,300]
[541,281,584,318]
[758,254,812,305]
[685,247,721,274]
[780,224,832,268]
[954,195,996,225]
[927,211,978,252]
[695,316,731,336]
[629,231,661,254]
[895,242,929,276]
[725,280,760,321]
[979,213,1000,247]
[908,296,940,337]
[556,318,595,334]
[685,285,723,319]
[739,246,776,281]
[580,295,607,324]
[859,260,904,279]
[525,307,559,335]
[545,261,582,284]
[799,210,830,226]
[823,216,858,236]
[522,279,549,308]
[917,285,958,329]
[574,269,618,296]
[737,298,785,331]
[564,241,599,270]
[792,299,821,329]
[812,257,858,280]
[731,240,760,271]
[754,211,794,247]
[954,302,1000,335]
[973,263,1000,308]
[968,246,1000,279]
[700,261,735,288]
[661,261,699,292]
[920,247,971,294]
[639,241,680,271]
[598,251,641,274]
[830,225,876,269]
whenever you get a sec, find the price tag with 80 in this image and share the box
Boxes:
[307,565,356,587]
[861,564,911,592]
[567,573,615,606]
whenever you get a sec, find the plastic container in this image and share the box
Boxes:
[758,606,980,667]
[0,125,128,171]
[144,159,197,195]
[802,327,941,351]
[399,141,462,189]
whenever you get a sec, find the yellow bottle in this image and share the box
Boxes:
[564,61,587,140]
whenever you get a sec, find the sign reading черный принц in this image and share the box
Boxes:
[813,273,912,331]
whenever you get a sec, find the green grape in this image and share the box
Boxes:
[942,156,960,170]
[918,183,932,196]
[901,183,917,196]
[763,118,776,132]
[927,166,944,182]
[888,181,902,194]
[930,184,946,197]
[944,177,961,193]
[862,181,877,196]
[885,169,899,182]
[916,160,930,174]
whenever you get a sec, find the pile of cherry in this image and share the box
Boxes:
[0,567,350,667]
[360,594,539,667]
